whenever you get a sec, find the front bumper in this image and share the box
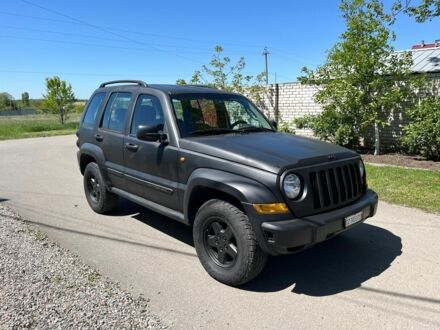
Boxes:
[251,189,378,255]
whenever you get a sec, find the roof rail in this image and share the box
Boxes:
[186,84,216,89]
[99,80,148,88]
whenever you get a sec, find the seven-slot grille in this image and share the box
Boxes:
[308,161,364,210]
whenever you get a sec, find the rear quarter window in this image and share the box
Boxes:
[100,92,132,133]
[82,93,106,128]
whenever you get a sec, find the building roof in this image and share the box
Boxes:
[407,46,440,73]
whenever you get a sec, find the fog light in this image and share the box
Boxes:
[253,203,289,214]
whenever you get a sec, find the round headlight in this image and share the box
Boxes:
[359,160,365,178]
[283,174,302,199]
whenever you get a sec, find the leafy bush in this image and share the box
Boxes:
[277,120,295,134]
[402,97,440,161]
[74,103,85,113]
[294,110,357,148]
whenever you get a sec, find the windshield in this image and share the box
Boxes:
[171,93,273,137]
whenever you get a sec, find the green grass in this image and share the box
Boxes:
[366,164,440,214]
[0,113,81,140]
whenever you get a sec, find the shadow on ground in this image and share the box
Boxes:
[20,196,401,296]
[241,223,402,295]
[112,198,194,247]
[113,198,402,296]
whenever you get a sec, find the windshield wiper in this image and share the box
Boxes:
[189,128,238,136]
[238,126,275,133]
[189,126,274,136]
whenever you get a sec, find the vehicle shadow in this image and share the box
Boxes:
[241,223,402,295]
[112,198,194,247]
[112,198,402,296]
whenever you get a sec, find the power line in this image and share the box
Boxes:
[1,7,313,66]
[0,69,187,77]
[13,0,261,48]
[4,1,312,84]
[0,24,129,43]
[0,11,267,52]
[0,25,263,55]
[1,7,316,65]
[0,11,77,25]
[0,33,307,81]
[0,34,218,55]
[0,69,266,77]
[19,0,203,64]
[0,9,266,49]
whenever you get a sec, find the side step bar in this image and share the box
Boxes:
[110,187,186,224]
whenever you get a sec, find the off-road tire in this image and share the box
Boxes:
[193,199,267,286]
[83,162,118,214]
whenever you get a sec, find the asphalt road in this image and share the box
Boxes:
[1,135,439,329]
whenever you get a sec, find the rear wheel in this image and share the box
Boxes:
[83,162,118,214]
[193,199,267,286]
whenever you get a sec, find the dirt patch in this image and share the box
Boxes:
[362,154,440,171]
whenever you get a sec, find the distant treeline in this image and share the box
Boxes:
[0,94,86,114]
[1,98,45,112]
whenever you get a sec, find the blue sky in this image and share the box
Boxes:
[0,0,439,99]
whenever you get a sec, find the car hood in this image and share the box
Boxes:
[180,132,357,174]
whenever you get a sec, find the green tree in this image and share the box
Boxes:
[296,0,422,155]
[0,92,16,110]
[175,78,187,86]
[0,92,12,109]
[392,0,439,22]
[21,92,30,107]
[177,45,266,105]
[42,76,76,124]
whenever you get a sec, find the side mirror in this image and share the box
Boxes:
[270,120,278,130]
[136,125,167,143]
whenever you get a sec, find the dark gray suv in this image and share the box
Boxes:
[77,80,378,286]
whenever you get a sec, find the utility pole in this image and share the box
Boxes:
[262,47,269,85]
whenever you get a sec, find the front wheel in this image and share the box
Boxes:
[193,199,267,286]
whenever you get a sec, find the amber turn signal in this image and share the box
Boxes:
[253,203,289,214]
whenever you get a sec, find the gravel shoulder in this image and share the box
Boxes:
[0,205,167,329]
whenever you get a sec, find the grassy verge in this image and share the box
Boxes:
[0,114,80,140]
[366,164,440,214]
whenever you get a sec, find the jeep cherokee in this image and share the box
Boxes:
[77,80,378,286]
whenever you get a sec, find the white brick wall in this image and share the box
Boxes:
[260,82,322,137]
[254,76,440,150]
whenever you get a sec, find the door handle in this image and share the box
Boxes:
[94,134,103,142]
[125,142,139,152]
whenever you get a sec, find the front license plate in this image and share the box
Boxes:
[344,211,363,227]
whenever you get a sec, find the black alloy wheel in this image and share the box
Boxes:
[87,174,101,203]
[204,219,238,267]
